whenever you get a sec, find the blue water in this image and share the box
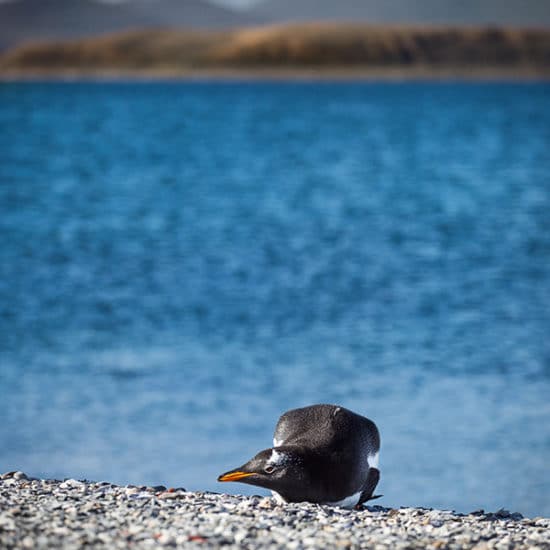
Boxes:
[1,81,549,517]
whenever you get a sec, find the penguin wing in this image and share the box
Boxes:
[357,467,381,507]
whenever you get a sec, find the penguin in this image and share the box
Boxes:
[218,404,381,508]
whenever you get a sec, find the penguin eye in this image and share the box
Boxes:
[264,465,275,474]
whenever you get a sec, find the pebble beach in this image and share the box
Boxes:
[1,472,548,549]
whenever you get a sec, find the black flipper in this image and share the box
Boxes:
[357,467,380,507]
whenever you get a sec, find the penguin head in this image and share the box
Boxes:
[218,446,308,495]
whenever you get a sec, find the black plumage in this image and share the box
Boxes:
[218,404,381,508]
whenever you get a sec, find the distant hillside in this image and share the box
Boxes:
[0,0,259,51]
[3,0,548,53]
[253,0,550,27]
[2,23,550,77]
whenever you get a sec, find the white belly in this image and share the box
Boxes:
[326,490,362,509]
[271,491,287,504]
[272,490,360,509]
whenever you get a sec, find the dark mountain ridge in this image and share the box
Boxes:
[253,0,550,27]
[2,0,549,54]
[0,0,258,50]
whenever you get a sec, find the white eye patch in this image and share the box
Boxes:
[268,449,291,467]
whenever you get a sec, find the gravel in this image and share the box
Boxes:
[1,471,548,549]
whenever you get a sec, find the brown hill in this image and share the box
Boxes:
[1,23,550,76]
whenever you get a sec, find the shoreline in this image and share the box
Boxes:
[1,67,550,83]
[1,472,548,549]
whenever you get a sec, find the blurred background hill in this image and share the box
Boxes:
[2,24,549,76]
[1,0,550,53]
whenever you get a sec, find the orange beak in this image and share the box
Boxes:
[217,471,255,482]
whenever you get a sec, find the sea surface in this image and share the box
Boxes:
[0,81,549,517]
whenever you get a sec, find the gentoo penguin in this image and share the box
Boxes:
[218,404,380,508]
